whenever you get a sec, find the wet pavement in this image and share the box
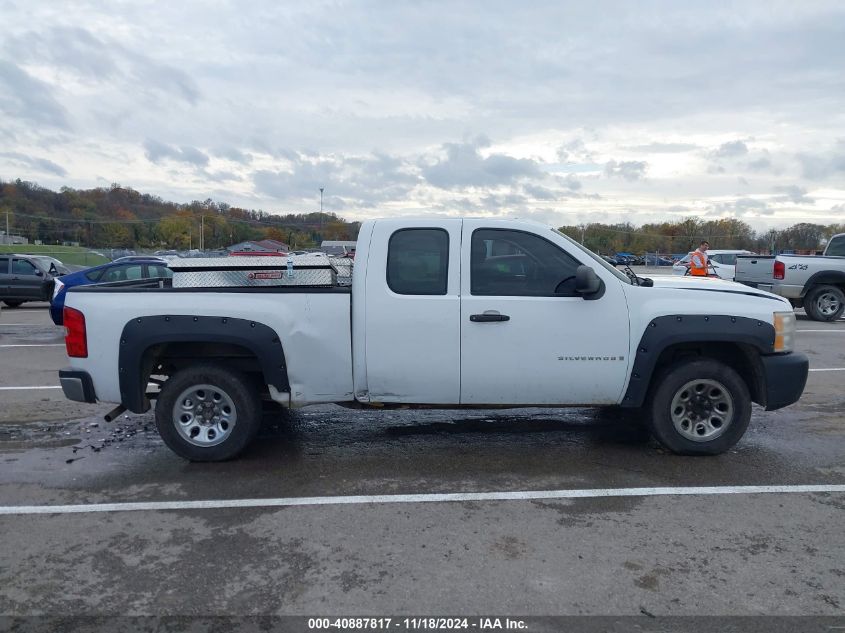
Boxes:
[0,302,843,617]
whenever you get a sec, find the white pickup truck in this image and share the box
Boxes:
[735,233,845,321]
[59,218,808,461]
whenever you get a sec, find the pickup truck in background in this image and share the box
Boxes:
[735,233,845,321]
[58,218,808,461]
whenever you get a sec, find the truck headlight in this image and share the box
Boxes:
[773,311,795,352]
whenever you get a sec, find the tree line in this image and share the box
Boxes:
[1,179,842,254]
[558,218,845,255]
[0,179,360,250]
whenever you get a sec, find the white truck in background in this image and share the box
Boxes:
[58,218,808,461]
[735,233,845,321]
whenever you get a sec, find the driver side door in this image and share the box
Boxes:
[9,258,45,299]
[459,221,631,405]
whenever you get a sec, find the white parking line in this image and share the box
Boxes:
[0,386,62,391]
[798,329,845,332]
[809,368,845,372]
[0,344,64,348]
[0,484,843,516]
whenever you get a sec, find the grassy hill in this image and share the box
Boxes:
[0,244,109,267]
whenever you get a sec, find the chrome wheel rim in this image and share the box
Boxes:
[816,292,841,317]
[172,384,237,447]
[670,378,733,442]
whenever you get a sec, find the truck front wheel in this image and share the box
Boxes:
[646,359,751,455]
[155,364,261,461]
[804,285,845,322]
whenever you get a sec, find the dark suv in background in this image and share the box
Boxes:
[0,255,60,308]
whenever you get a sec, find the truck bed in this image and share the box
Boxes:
[735,255,775,287]
[65,283,354,407]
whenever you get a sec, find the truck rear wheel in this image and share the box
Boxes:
[646,358,751,455]
[3,300,23,308]
[804,285,845,322]
[155,364,261,461]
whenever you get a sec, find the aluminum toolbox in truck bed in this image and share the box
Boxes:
[167,254,350,288]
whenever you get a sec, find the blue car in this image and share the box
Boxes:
[50,258,172,325]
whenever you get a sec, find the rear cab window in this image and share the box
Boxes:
[827,235,845,257]
[386,228,449,295]
[148,265,173,279]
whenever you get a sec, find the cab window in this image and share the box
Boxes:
[387,228,449,295]
[12,259,39,275]
[100,264,143,283]
[827,236,845,257]
[471,229,581,296]
[149,265,173,279]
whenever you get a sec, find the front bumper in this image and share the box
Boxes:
[760,352,809,411]
[59,369,97,403]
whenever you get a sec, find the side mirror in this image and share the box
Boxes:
[34,270,44,277]
[575,265,605,300]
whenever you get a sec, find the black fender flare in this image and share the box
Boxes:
[118,315,289,413]
[801,270,845,297]
[621,315,776,408]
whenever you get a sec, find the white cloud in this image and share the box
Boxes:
[0,1,843,229]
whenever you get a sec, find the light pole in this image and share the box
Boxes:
[319,187,324,232]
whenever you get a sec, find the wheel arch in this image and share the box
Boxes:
[801,271,845,297]
[118,315,289,413]
[621,315,774,409]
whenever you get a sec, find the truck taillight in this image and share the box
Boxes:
[773,260,785,280]
[64,307,88,358]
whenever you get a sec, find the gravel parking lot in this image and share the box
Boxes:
[0,301,843,622]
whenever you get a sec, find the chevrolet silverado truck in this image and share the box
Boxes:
[735,233,845,321]
[58,218,808,461]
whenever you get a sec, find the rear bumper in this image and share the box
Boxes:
[760,352,809,411]
[59,369,97,403]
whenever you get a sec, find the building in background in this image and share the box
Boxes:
[0,233,28,245]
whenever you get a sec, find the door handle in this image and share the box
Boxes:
[470,312,510,322]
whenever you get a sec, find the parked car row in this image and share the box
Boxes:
[601,253,674,267]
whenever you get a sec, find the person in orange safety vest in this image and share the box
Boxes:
[689,240,710,276]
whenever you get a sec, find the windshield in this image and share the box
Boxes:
[551,228,632,284]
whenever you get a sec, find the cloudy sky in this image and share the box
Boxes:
[1,0,844,230]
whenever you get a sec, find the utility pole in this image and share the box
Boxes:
[580,224,586,245]
[5,210,8,238]
[200,215,204,251]
[319,187,324,232]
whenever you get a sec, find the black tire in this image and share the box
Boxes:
[3,300,23,308]
[646,358,751,455]
[804,285,845,322]
[155,364,261,461]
